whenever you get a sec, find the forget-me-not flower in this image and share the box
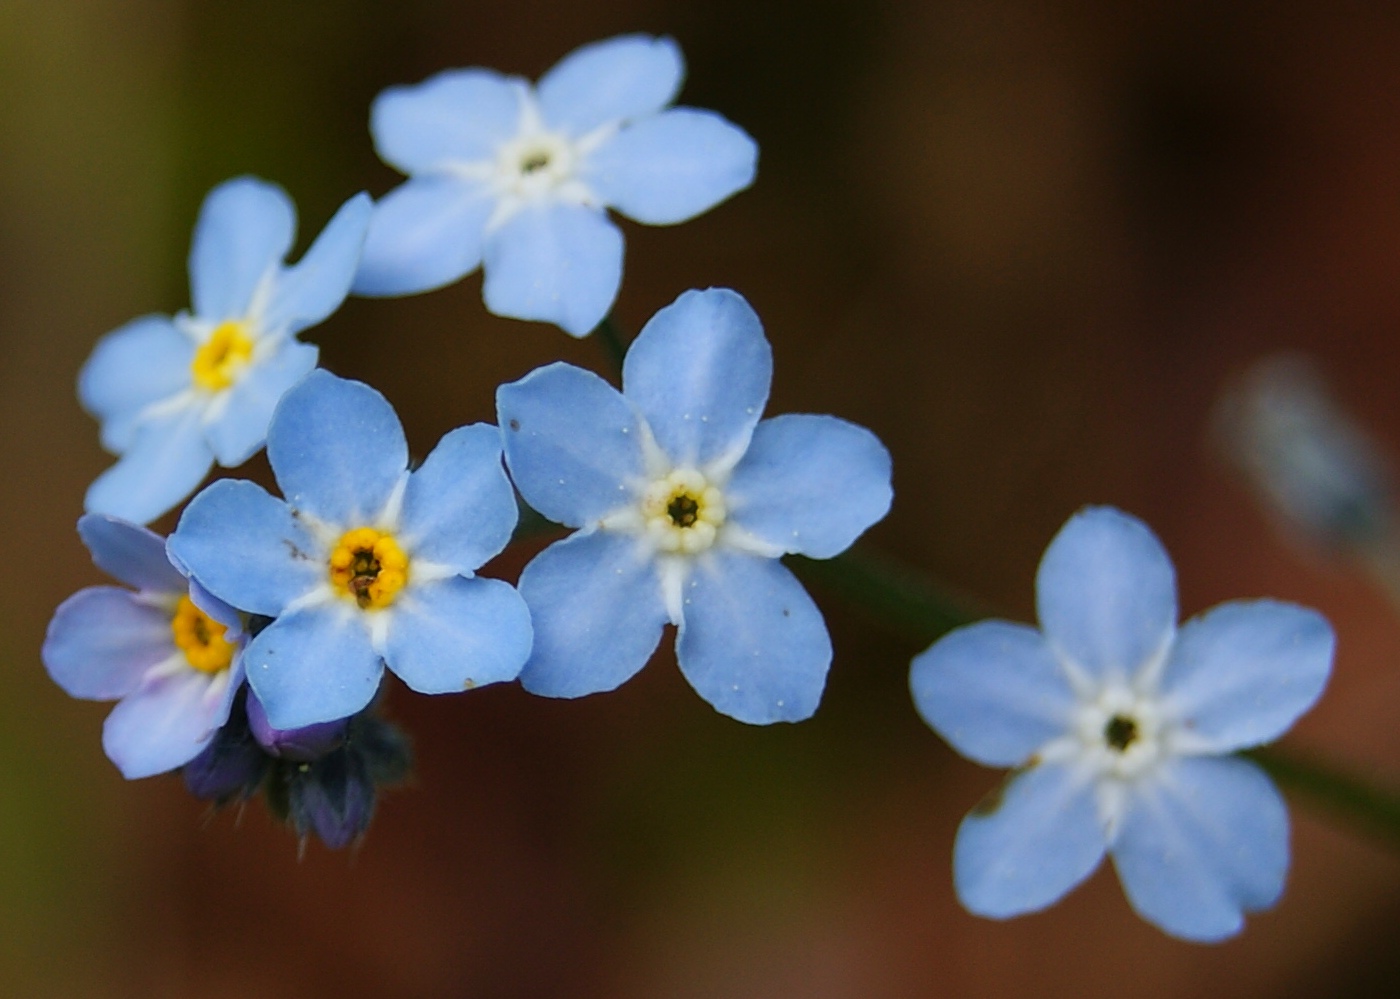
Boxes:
[353,34,758,336]
[167,370,533,730]
[496,288,892,723]
[909,506,1334,942]
[43,514,246,779]
[80,177,372,524]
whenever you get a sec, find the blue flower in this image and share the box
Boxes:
[353,34,758,336]
[167,370,533,730]
[496,288,892,723]
[43,514,246,779]
[79,177,373,524]
[909,506,1335,942]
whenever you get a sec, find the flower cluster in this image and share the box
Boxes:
[45,28,1335,946]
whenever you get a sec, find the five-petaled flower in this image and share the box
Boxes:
[909,506,1334,942]
[496,287,892,723]
[79,177,372,524]
[167,370,533,730]
[43,514,246,779]
[353,34,758,337]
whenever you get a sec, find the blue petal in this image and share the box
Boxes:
[205,339,319,467]
[623,288,771,468]
[482,202,623,336]
[77,513,186,593]
[352,176,496,296]
[496,363,644,527]
[370,68,521,174]
[725,414,892,559]
[953,762,1106,918]
[78,314,192,452]
[84,406,213,525]
[517,531,667,698]
[675,551,831,723]
[260,192,372,335]
[242,605,383,729]
[188,579,243,635]
[536,34,683,135]
[168,479,322,616]
[398,424,517,573]
[587,109,757,225]
[102,663,240,779]
[385,577,532,693]
[266,370,408,526]
[1111,756,1288,942]
[189,177,296,321]
[910,621,1076,767]
[1162,600,1334,752]
[43,587,173,699]
[1036,506,1178,683]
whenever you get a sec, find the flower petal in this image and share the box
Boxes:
[266,371,409,526]
[910,621,1076,767]
[481,202,622,336]
[675,551,831,723]
[43,587,174,699]
[205,339,320,468]
[725,414,892,559]
[398,424,517,573]
[1161,600,1334,752]
[352,176,496,297]
[622,288,771,469]
[102,664,239,779]
[370,68,521,174]
[953,762,1106,918]
[77,513,186,593]
[168,478,322,616]
[588,108,757,225]
[496,362,644,527]
[1111,755,1288,942]
[517,531,668,698]
[84,405,213,525]
[1036,506,1178,683]
[243,605,384,729]
[260,192,372,335]
[386,576,532,693]
[78,314,193,452]
[189,177,296,321]
[537,34,683,135]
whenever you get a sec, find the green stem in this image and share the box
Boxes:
[1247,746,1400,849]
[592,314,630,374]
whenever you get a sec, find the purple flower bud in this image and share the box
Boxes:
[287,749,375,849]
[247,691,350,762]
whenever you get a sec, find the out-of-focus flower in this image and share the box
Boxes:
[497,287,892,723]
[43,514,246,778]
[354,34,758,336]
[1215,353,1394,550]
[909,506,1334,941]
[80,177,372,524]
[168,370,532,730]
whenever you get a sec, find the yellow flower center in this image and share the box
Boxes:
[191,320,255,391]
[170,595,236,674]
[328,527,409,610]
[641,469,727,554]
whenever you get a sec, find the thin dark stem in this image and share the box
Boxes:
[592,314,629,374]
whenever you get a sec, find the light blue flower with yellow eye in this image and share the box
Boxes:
[353,34,758,336]
[168,370,533,731]
[497,287,892,723]
[909,506,1335,942]
[79,177,373,524]
[43,514,246,779]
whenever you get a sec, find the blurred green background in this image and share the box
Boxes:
[4,0,1400,995]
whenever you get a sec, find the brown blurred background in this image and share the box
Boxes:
[4,0,1400,995]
